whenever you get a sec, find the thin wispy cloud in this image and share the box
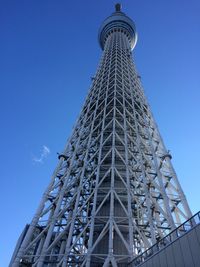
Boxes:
[32,145,50,164]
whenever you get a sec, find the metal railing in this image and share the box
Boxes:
[129,211,200,266]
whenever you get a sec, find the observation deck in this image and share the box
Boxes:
[98,3,137,50]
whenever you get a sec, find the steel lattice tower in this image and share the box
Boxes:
[11,4,192,267]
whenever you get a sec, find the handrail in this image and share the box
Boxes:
[129,211,200,266]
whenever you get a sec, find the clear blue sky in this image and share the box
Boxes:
[1,0,200,266]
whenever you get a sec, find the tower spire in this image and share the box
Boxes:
[115,3,122,12]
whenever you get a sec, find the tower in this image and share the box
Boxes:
[11,4,193,267]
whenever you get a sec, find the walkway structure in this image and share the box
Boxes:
[10,4,192,267]
[129,211,200,266]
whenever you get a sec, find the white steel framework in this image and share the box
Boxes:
[11,4,192,267]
